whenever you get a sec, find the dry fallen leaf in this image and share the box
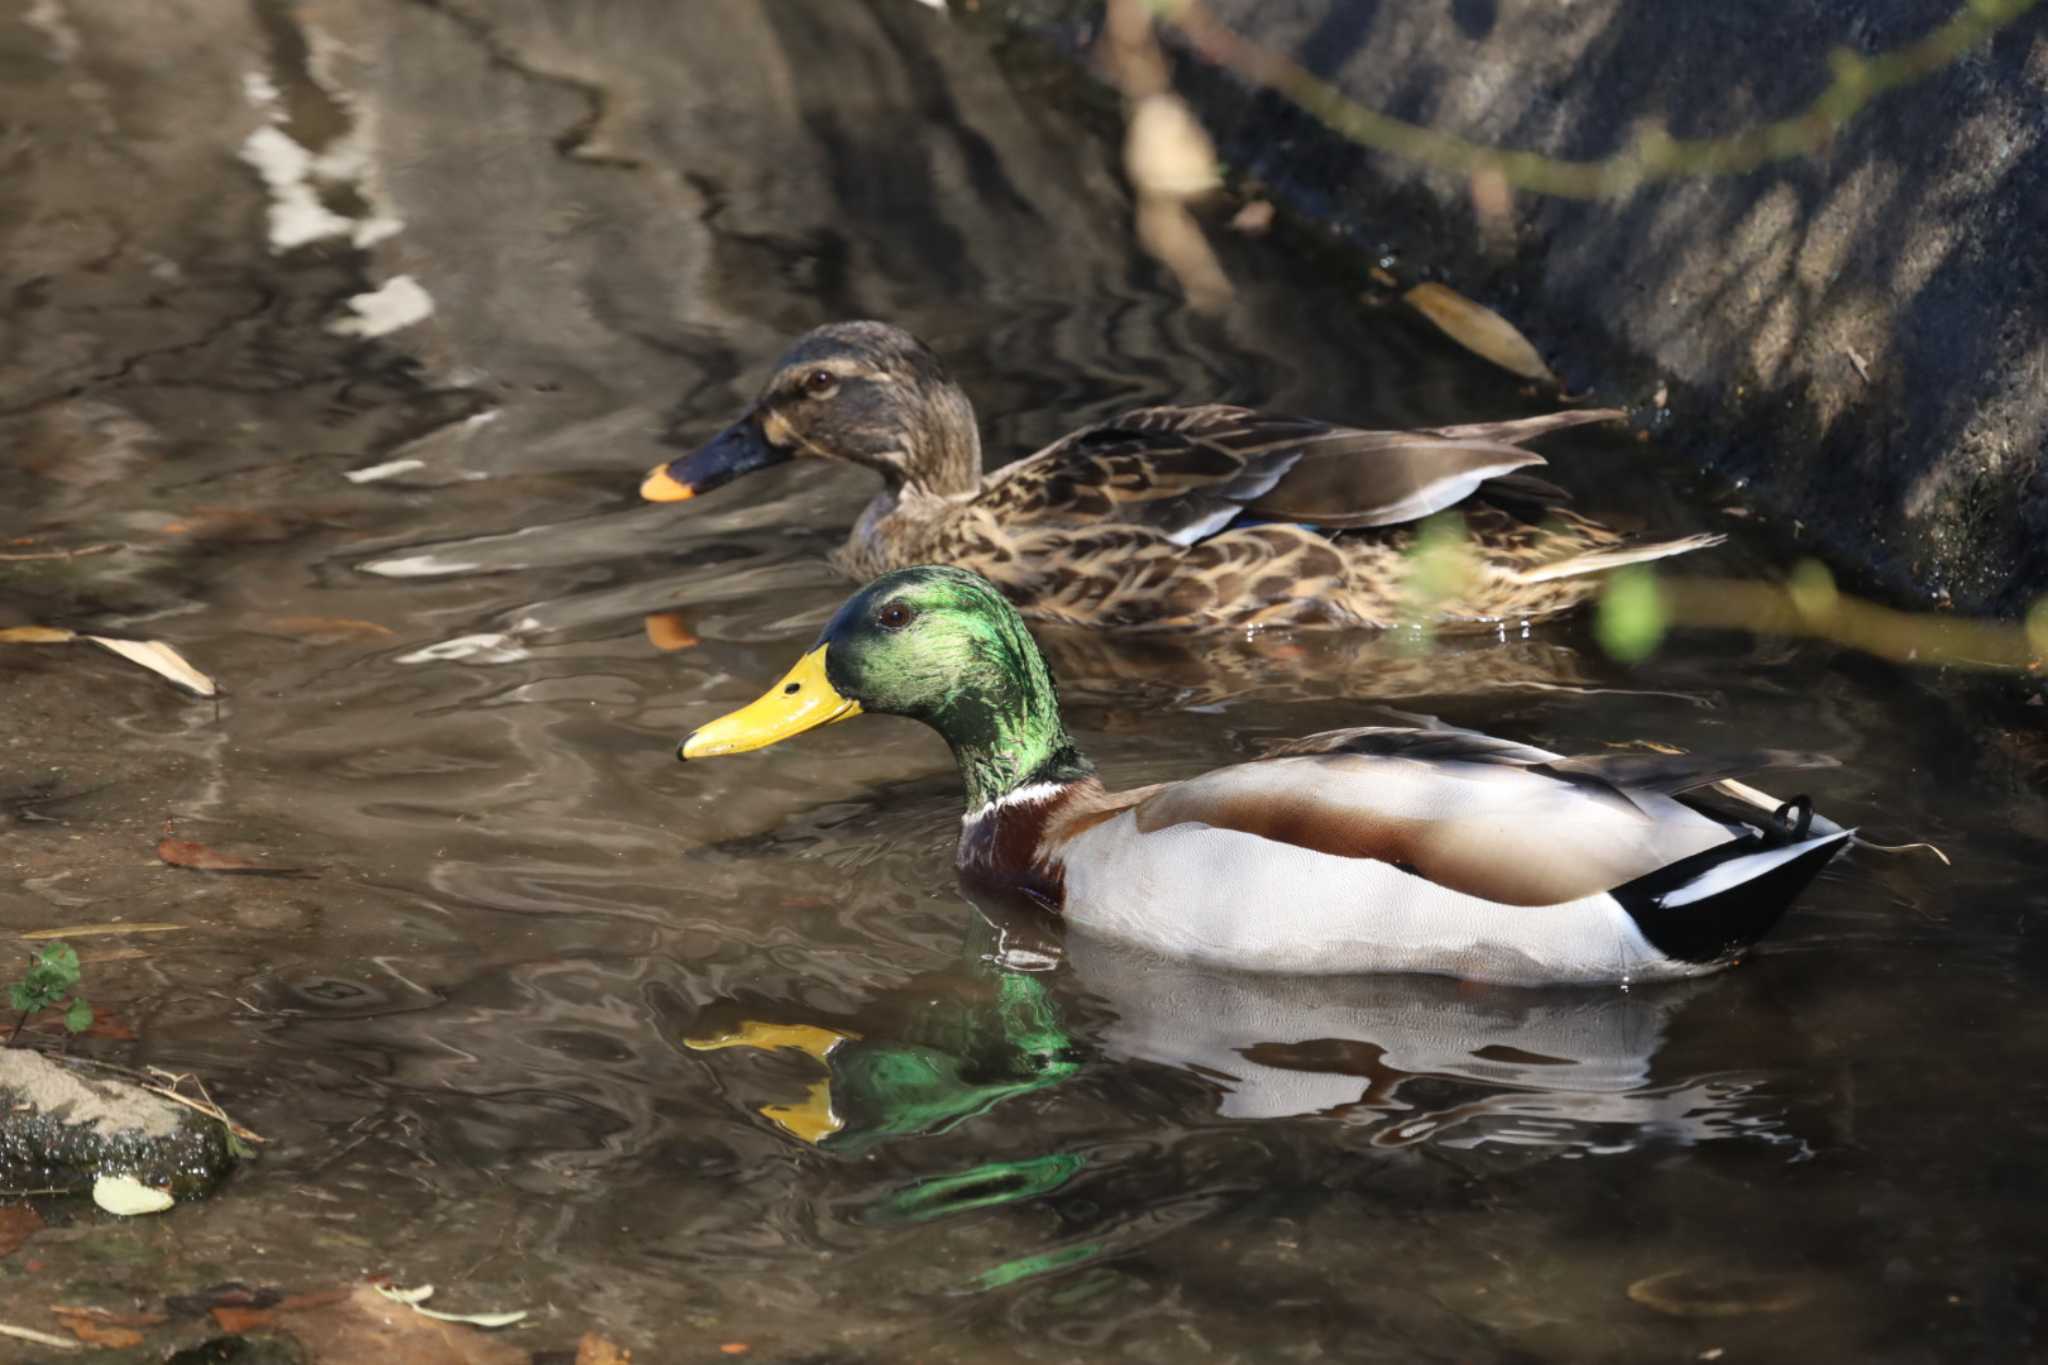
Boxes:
[1403,282,1557,383]
[52,1311,144,1350]
[84,637,217,696]
[1228,199,1275,235]
[262,615,396,641]
[643,612,699,652]
[0,1206,43,1260]
[157,824,305,876]
[284,1284,527,1365]
[208,1287,370,1334]
[0,626,78,643]
[1124,93,1220,200]
[48,1307,168,1330]
[1626,1267,1815,1318]
[211,1305,278,1334]
[577,1332,633,1365]
[24,1005,136,1040]
[91,1175,175,1217]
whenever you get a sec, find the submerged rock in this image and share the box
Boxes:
[0,1049,235,1199]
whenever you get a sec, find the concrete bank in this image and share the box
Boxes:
[1006,0,2048,614]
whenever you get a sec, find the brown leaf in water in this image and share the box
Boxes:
[210,1305,277,1334]
[159,507,293,542]
[165,1283,283,1318]
[24,1006,135,1040]
[1403,282,1557,383]
[157,821,306,876]
[207,1286,365,1334]
[577,1332,633,1364]
[643,612,699,651]
[50,1307,150,1349]
[1626,1267,1815,1318]
[1228,199,1274,235]
[0,630,218,695]
[48,1306,168,1329]
[0,1206,43,1260]
[261,615,395,642]
[84,637,218,697]
[157,838,265,872]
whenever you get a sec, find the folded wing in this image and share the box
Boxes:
[978,405,1626,547]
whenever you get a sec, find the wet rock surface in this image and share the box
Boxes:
[0,1049,233,1197]
[1010,0,2048,614]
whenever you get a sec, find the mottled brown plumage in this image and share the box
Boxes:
[643,321,1723,632]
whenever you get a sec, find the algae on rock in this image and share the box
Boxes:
[0,1050,236,1199]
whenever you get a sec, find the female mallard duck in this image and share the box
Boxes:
[677,566,1851,987]
[642,322,1721,632]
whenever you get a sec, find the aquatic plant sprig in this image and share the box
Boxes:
[1597,560,2048,673]
[6,942,91,1046]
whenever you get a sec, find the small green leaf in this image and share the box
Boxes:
[8,982,33,1013]
[1596,565,1668,663]
[44,943,80,985]
[64,997,93,1034]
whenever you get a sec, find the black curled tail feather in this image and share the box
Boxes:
[1612,829,1852,966]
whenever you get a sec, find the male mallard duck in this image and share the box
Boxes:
[641,322,1722,632]
[677,566,1851,987]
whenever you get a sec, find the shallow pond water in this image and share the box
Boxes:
[3,2,2047,1360]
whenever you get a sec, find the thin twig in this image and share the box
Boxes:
[1153,0,2041,199]
[0,1322,80,1350]
[0,542,121,562]
[57,1057,269,1145]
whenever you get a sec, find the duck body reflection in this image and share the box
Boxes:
[684,892,1813,1163]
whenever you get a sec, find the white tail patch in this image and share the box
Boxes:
[1658,830,1853,908]
[1512,532,1726,584]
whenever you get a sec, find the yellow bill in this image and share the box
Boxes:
[682,1020,856,1062]
[762,1078,844,1145]
[640,461,696,502]
[680,646,861,759]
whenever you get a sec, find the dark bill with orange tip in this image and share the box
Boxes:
[641,414,790,503]
[679,646,862,760]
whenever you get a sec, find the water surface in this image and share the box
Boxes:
[2,2,2045,1359]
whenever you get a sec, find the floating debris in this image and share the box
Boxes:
[91,1174,176,1217]
[1404,282,1557,383]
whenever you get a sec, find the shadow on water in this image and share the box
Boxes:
[2,0,2046,1360]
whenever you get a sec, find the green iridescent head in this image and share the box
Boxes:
[681,566,1093,809]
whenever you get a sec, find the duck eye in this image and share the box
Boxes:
[803,368,838,397]
[876,600,916,631]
